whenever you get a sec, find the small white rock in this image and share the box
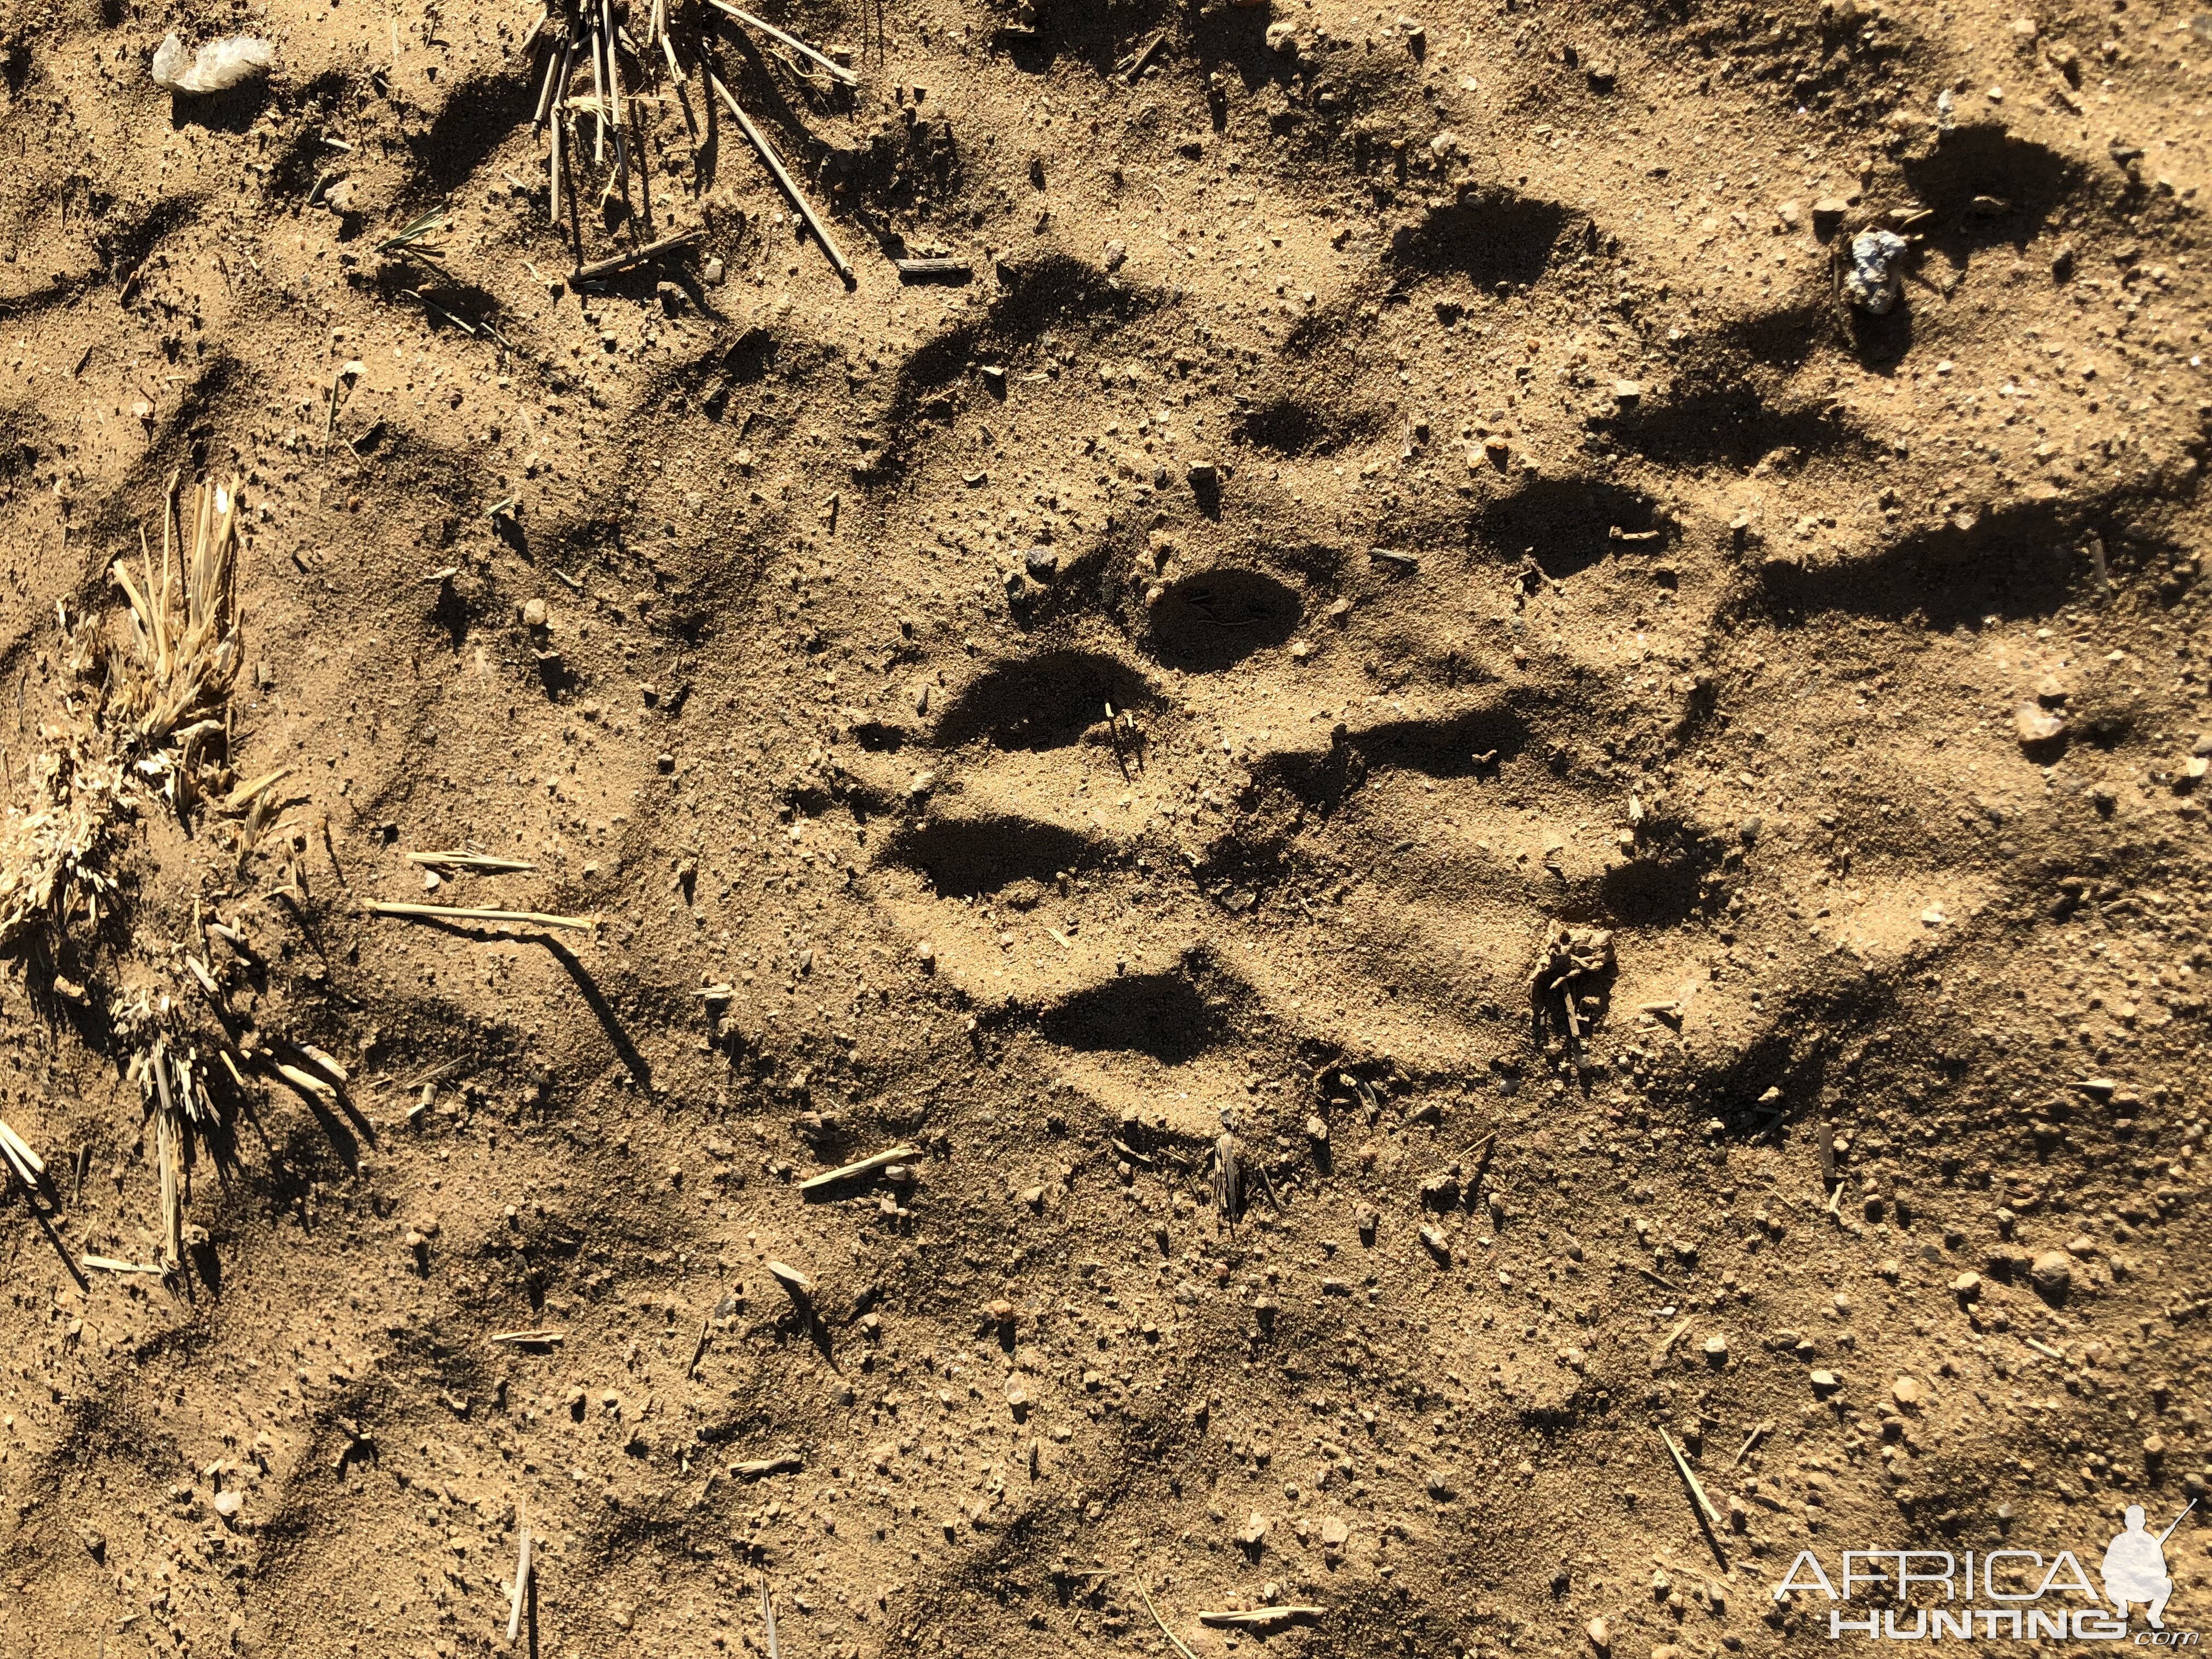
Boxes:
[2015,700,2066,743]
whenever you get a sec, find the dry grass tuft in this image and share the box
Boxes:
[110,989,219,1266]
[1,472,246,1267]
[0,738,133,955]
[100,471,244,806]
[5,473,242,957]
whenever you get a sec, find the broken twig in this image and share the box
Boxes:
[573,227,705,282]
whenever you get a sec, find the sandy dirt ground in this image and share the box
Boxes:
[0,0,2209,1650]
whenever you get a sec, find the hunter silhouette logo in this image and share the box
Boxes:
[1775,1499,2198,1643]
[2104,1504,2189,1631]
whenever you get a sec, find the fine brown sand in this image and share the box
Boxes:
[0,0,2209,1651]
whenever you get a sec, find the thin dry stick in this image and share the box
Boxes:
[760,1576,780,1659]
[549,40,573,218]
[574,228,703,281]
[734,1454,803,1479]
[705,71,854,284]
[1731,1418,1773,1466]
[558,97,587,267]
[153,1068,182,1267]
[368,900,595,930]
[533,36,565,131]
[704,0,857,84]
[625,57,654,239]
[605,1,637,224]
[1198,1607,1327,1628]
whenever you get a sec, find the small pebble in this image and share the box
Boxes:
[2029,1249,2073,1295]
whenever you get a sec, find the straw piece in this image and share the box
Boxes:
[274,1062,337,1103]
[0,1118,46,1177]
[368,900,595,930]
[798,1146,919,1194]
[705,72,854,284]
[507,1498,532,1646]
[733,1454,803,1480]
[407,850,539,872]
[588,12,607,161]
[1658,1426,1723,1528]
[84,1255,167,1274]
